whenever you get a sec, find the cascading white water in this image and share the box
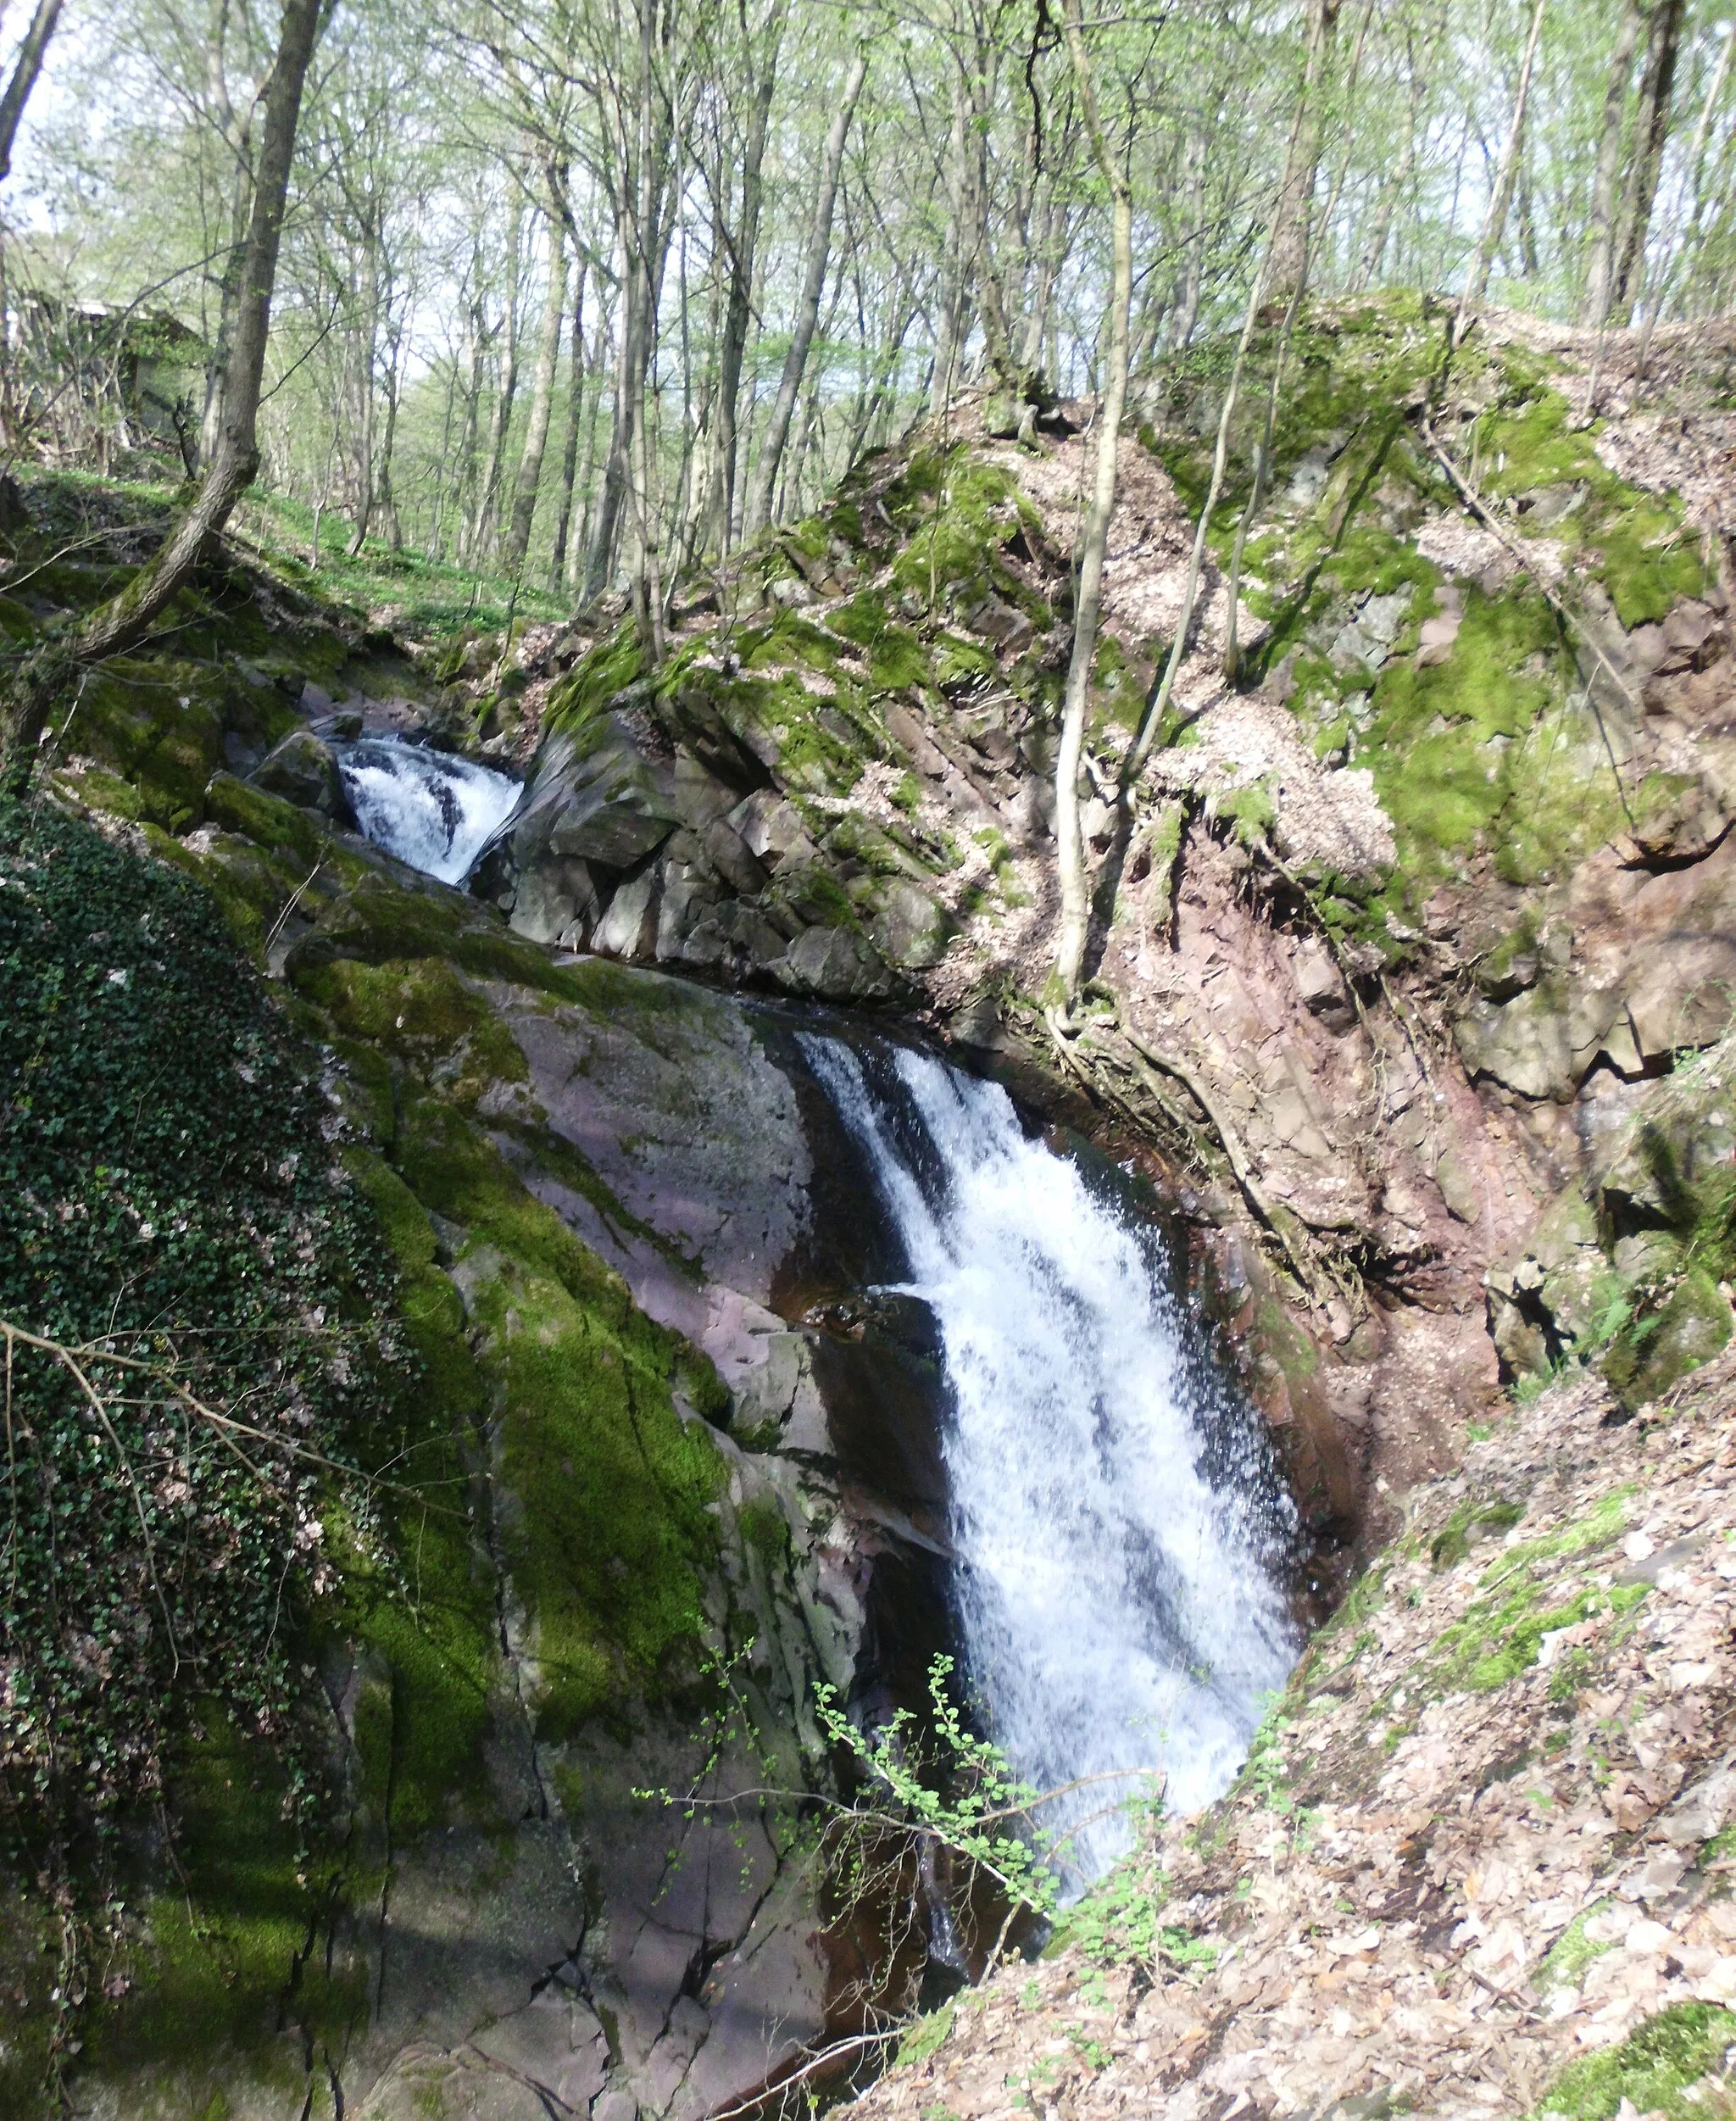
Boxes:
[802,1035,1299,1887]
[337,737,522,885]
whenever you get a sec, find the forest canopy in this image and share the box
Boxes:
[0,0,1729,615]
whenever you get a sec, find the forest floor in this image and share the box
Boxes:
[851,1349,1736,2121]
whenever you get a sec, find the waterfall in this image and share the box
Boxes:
[801,1035,1299,1887]
[337,738,522,886]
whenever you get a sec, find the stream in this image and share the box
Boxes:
[354,744,1299,1895]
[800,1034,1298,1886]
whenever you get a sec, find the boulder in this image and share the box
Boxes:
[251,726,348,817]
[509,856,599,949]
[1604,1266,1733,1411]
[593,869,661,960]
[776,922,897,1001]
[869,879,953,969]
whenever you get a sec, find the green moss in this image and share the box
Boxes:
[391,1096,725,1739]
[1430,1497,1526,1571]
[295,955,528,1110]
[1534,2003,1736,2121]
[544,626,643,736]
[1478,1489,1633,1590]
[88,1709,359,2086]
[202,771,332,869]
[829,593,930,690]
[1603,1267,1733,1411]
[1535,1901,1617,1992]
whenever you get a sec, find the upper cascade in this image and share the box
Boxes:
[337,736,522,885]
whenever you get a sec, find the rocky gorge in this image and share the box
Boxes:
[4,293,1736,2121]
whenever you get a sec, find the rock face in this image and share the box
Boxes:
[19,783,937,2121]
[15,295,1736,2116]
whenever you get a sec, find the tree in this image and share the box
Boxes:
[0,0,63,183]
[741,39,869,539]
[1051,0,1132,1009]
[1266,0,1340,301]
[2,0,326,793]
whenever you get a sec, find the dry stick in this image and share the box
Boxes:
[1417,411,1637,830]
[1128,237,1276,780]
[703,2029,904,2121]
[0,1320,465,1515]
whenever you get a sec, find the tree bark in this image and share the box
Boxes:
[709,0,787,560]
[742,42,868,539]
[1170,123,1208,349]
[1611,0,1687,319]
[1456,0,1547,329]
[3,0,322,794]
[0,0,61,183]
[504,195,568,575]
[1266,0,1340,303]
[470,191,524,564]
[1584,2,1644,326]
[548,258,588,590]
[1052,0,1131,1008]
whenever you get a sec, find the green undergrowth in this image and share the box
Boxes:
[1534,2002,1736,2121]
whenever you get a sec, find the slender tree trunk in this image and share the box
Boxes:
[549,259,588,591]
[470,193,524,563]
[709,0,787,559]
[1267,0,1341,302]
[1052,0,1132,1007]
[1171,123,1208,348]
[1129,246,1276,778]
[1456,0,1547,329]
[1611,0,1687,318]
[1584,2,1644,326]
[3,0,321,793]
[743,43,869,538]
[348,216,382,554]
[0,0,62,182]
[1352,39,1421,290]
[504,199,568,575]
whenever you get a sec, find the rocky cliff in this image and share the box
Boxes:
[5,292,1736,2118]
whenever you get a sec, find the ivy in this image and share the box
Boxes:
[0,799,408,2034]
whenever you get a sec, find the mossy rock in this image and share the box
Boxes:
[1603,1267,1733,1411]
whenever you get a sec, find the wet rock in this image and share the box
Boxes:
[869,879,953,970]
[251,726,348,816]
[702,816,770,897]
[593,868,662,960]
[509,855,598,949]
[729,788,816,871]
[777,923,897,1001]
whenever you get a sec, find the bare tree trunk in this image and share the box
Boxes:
[1611,0,1687,318]
[548,258,588,590]
[1171,123,1208,348]
[3,0,322,793]
[1456,0,1547,330]
[1584,2,1644,326]
[504,194,568,575]
[742,43,869,539]
[709,0,787,560]
[1128,248,1275,778]
[0,0,62,182]
[470,192,524,564]
[1267,0,1340,303]
[1052,0,1131,1007]
[1352,34,1422,290]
